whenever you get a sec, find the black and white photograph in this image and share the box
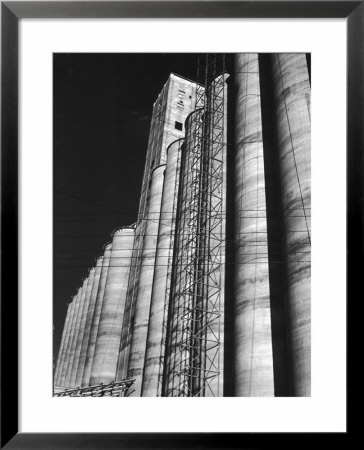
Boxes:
[53,52,311,398]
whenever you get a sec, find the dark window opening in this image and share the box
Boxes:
[175,121,183,131]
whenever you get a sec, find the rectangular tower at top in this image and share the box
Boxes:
[147,73,199,169]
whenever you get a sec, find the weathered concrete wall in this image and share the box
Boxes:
[84,244,111,386]
[54,302,72,386]
[73,270,95,387]
[271,53,311,396]
[69,278,88,387]
[90,228,135,385]
[232,54,274,396]
[127,164,165,396]
[142,139,183,396]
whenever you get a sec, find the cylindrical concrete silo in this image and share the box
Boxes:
[54,302,72,386]
[63,288,82,387]
[142,139,183,397]
[271,53,311,396]
[116,230,140,382]
[127,164,166,396]
[77,257,102,387]
[90,228,135,385]
[82,245,112,387]
[69,277,88,387]
[74,266,98,387]
[232,53,274,396]
[58,299,76,387]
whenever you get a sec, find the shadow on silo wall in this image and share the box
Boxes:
[224,64,236,397]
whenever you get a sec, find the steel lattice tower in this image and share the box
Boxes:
[163,55,226,397]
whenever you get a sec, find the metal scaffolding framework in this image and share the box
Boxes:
[163,55,225,397]
[54,378,135,397]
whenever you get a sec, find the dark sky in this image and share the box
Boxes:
[53,53,204,361]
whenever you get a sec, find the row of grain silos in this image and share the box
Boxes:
[228,53,311,397]
[54,139,186,395]
[55,54,311,397]
[53,227,135,389]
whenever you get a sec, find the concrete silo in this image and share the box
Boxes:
[77,256,102,387]
[230,54,274,396]
[78,256,103,386]
[127,164,166,396]
[270,53,311,396]
[142,139,183,397]
[54,302,72,386]
[58,299,76,387]
[73,270,95,387]
[82,245,111,387]
[64,287,83,387]
[90,228,135,385]
[69,278,88,387]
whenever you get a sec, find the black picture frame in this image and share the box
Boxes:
[1,1,358,448]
